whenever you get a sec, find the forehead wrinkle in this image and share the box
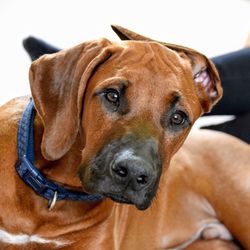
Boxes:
[115,40,185,72]
[146,43,184,71]
[112,41,189,80]
[117,43,156,68]
[108,42,189,88]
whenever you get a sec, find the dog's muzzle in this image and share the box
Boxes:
[79,136,162,210]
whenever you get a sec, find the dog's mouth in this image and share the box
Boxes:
[103,192,152,210]
[105,193,133,205]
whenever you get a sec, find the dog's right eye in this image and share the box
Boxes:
[104,89,120,107]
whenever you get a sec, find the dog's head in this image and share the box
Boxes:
[29,26,222,210]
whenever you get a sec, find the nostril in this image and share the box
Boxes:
[136,174,148,185]
[112,165,128,178]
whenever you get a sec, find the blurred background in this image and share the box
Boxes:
[0,0,249,125]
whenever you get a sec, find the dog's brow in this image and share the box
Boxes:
[169,92,181,108]
[160,91,192,128]
[161,92,181,122]
[94,77,129,94]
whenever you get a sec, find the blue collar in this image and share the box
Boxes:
[16,99,103,209]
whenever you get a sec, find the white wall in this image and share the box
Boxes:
[0,0,249,105]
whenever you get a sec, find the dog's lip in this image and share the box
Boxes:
[105,193,133,205]
[104,192,151,210]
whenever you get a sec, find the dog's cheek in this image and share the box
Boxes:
[78,157,99,190]
[159,130,192,173]
[79,163,112,194]
[78,164,90,188]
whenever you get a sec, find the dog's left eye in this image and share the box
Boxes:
[104,89,120,106]
[170,111,187,126]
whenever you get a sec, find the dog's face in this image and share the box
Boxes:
[29,29,222,210]
[77,41,213,210]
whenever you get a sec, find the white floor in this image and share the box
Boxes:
[0,0,249,128]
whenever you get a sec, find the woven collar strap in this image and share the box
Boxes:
[16,99,103,208]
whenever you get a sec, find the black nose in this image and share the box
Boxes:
[111,158,153,190]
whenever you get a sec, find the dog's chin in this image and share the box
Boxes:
[104,193,151,210]
[79,174,154,210]
[82,182,152,210]
[105,193,133,205]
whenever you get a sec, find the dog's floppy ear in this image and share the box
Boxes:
[111,25,222,113]
[29,39,112,160]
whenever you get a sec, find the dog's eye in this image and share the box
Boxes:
[104,89,120,106]
[161,110,190,131]
[170,111,186,126]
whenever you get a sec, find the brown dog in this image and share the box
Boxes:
[0,25,247,249]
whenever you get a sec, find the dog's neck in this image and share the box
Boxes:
[0,98,116,241]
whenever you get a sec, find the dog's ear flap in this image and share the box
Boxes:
[111,25,222,113]
[29,39,112,160]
